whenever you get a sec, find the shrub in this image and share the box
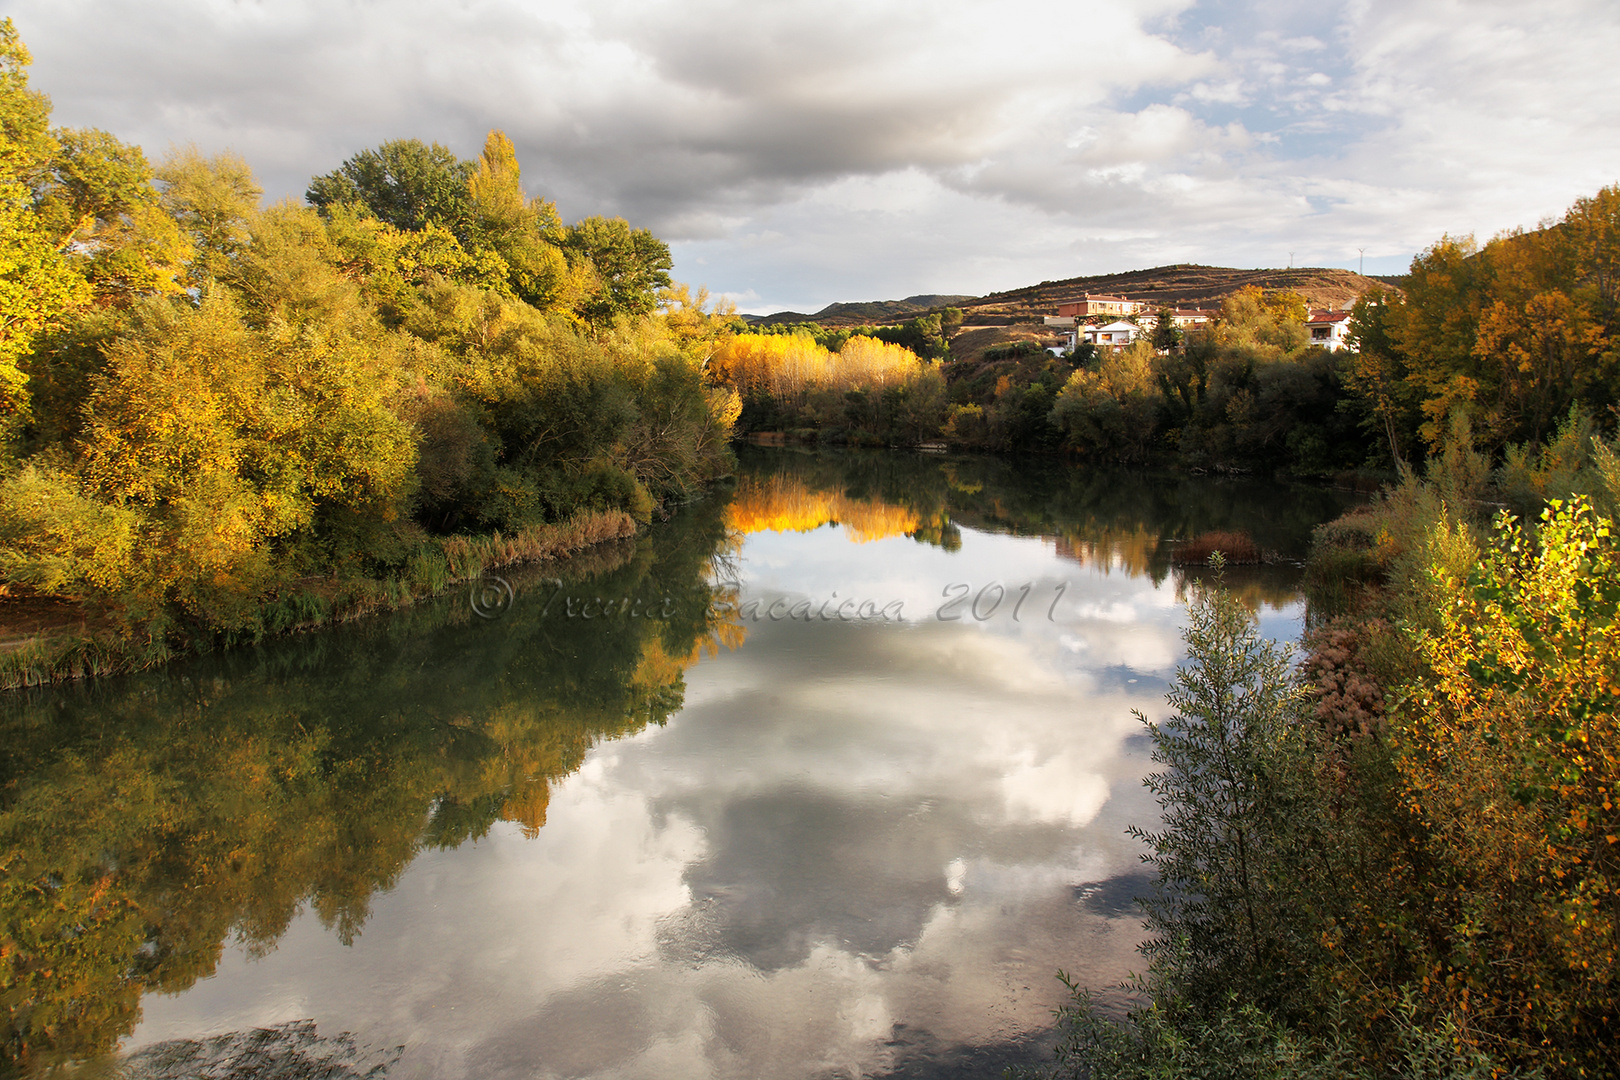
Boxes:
[1172,530,1260,565]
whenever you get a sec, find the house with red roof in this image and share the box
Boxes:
[1306,308,1354,351]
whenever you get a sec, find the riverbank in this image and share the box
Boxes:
[1044,427,1620,1079]
[0,508,637,690]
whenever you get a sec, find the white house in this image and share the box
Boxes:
[1135,309,1211,332]
[1306,309,1354,351]
[1080,320,1141,349]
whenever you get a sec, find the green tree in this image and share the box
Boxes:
[465,130,575,311]
[1151,305,1182,352]
[0,18,52,186]
[561,215,673,325]
[1131,566,1313,1010]
[1344,286,1417,465]
[34,127,191,303]
[306,138,475,235]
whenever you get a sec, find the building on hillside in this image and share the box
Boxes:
[1056,294,1146,319]
[1170,309,1211,328]
[1080,320,1141,349]
[1306,308,1354,351]
[1135,309,1212,332]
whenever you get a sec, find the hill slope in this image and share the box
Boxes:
[961,265,1390,322]
[744,294,975,327]
[740,266,1391,330]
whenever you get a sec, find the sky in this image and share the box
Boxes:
[7,0,1620,314]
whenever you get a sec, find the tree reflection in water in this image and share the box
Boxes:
[0,450,1354,1075]
[0,504,736,1072]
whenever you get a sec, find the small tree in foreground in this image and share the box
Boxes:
[1131,558,1309,1012]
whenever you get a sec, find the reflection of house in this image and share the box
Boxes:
[1306,309,1354,351]
[1081,320,1140,348]
[1056,294,1146,319]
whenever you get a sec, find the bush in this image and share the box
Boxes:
[1171,530,1260,566]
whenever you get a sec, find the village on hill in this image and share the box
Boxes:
[1042,291,1355,353]
[744,263,1383,359]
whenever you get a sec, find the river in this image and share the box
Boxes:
[0,449,1354,1079]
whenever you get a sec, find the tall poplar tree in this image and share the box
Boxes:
[0,18,87,437]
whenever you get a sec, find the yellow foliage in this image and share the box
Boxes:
[659,282,736,357]
[1397,497,1619,1058]
[709,331,925,408]
[724,474,920,543]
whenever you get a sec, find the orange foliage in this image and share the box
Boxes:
[724,474,920,543]
[1052,526,1163,576]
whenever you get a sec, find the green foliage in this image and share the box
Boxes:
[0,463,140,598]
[561,214,674,325]
[0,181,88,432]
[306,137,475,234]
[33,127,191,303]
[868,312,950,359]
[155,144,262,284]
[465,130,575,310]
[0,23,88,436]
[1053,340,1159,462]
[0,18,52,187]
[922,284,1367,470]
[1130,565,1316,1011]
[1045,989,1531,1080]
[1151,306,1183,352]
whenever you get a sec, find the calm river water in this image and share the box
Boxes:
[1,450,1353,1080]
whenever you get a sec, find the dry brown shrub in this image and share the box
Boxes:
[1301,617,1389,739]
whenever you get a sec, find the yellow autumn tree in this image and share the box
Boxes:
[0,19,88,435]
[1397,497,1618,1066]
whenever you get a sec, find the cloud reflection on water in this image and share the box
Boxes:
[123,456,1338,1079]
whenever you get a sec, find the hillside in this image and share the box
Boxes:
[959,264,1392,323]
[744,293,974,327]
[740,266,1392,330]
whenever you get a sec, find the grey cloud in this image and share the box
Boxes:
[9,0,1202,231]
[10,0,1620,310]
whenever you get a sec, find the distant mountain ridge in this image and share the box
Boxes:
[740,266,1394,329]
[743,294,975,326]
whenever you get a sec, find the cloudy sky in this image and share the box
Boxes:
[9,0,1619,313]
